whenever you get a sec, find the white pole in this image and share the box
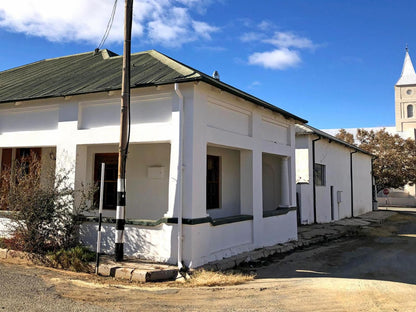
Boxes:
[95,163,105,275]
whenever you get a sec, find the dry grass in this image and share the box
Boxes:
[360,212,416,238]
[388,212,416,223]
[361,224,397,237]
[179,269,255,287]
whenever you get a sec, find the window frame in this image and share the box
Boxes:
[314,163,326,187]
[94,153,118,210]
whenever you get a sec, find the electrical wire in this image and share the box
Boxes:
[97,0,118,50]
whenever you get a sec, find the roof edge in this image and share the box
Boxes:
[296,124,373,156]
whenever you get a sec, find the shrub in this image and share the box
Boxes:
[0,154,96,254]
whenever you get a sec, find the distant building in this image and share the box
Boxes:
[324,48,416,207]
[295,125,374,224]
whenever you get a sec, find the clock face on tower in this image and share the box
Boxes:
[407,89,413,95]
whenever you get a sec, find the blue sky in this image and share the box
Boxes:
[0,0,414,129]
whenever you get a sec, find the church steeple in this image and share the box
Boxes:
[396,47,416,86]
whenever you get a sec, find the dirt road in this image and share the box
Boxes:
[1,211,416,312]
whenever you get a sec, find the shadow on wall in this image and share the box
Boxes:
[79,222,178,264]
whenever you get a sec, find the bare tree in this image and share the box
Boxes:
[336,128,416,192]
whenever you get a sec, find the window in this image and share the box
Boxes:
[16,148,42,175]
[1,148,12,173]
[408,104,414,118]
[206,155,220,209]
[314,163,326,186]
[94,153,118,210]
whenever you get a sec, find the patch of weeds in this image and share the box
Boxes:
[182,269,254,287]
[0,237,6,249]
[0,233,25,250]
[47,246,95,273]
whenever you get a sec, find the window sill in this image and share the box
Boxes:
[263,207,296,218]
[209,214,253,226]
[78,214,254,227]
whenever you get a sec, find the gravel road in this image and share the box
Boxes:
[1,210,416,312]
[0,263,109,312]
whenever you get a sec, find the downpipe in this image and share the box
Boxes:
[350,150,358,217]
[174,83,188,277]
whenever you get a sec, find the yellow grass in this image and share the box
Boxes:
[180,269,255,287]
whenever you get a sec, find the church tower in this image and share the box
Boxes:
[395,48,416,134]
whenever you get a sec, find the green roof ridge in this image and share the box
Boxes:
[147,50,201,79]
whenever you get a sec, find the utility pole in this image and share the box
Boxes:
[115,0,133,262]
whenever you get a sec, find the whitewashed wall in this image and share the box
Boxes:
[179,83,298,266]
[0,216,14,238]
[352,152,373,216]
[262,211,297,246]
[295,134,373,224]
[80,222,177,263]
[315,139,351,222]
[79,143,171,220]
[296,183,313,223]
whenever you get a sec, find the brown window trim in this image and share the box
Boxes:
[94,153,118,210]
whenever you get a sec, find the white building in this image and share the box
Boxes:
[0,49,307,267]
[295,125,374,224]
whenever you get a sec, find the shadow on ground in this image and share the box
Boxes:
[246,209,416,286]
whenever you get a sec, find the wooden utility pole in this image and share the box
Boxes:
[115,0,133,262]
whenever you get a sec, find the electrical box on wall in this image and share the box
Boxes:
[147,166,165,179]
[337,191,342,203]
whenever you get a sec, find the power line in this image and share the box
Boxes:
[97,0,118,51]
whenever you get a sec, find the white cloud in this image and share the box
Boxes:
[240,32,265,43]
[248,49,301,70]
[244,28,316,70]
[247,80,261,89]
[257,20,273,31]
[0,0,218,47]
[264,31,316,50]
[192,21,218,40]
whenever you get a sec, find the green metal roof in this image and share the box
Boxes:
[0,49,307,123]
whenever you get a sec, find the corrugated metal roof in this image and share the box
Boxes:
[0,49,307,123]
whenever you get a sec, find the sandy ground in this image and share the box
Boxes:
[1,211,416,312]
